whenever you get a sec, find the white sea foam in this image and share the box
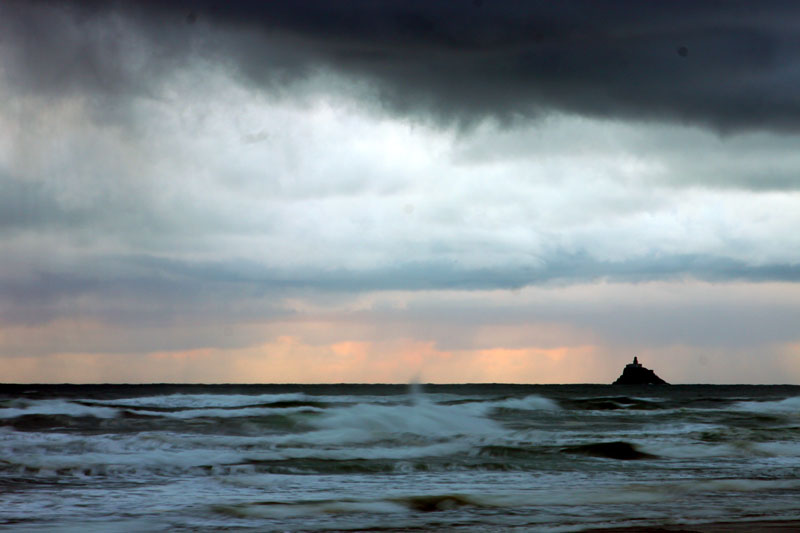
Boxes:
[310,397,504,441]
[0,400,119,419]
[482,395,561,412]
[287,441,473,461]
[1,428,482,477]
[752,441,800,457]
[220,499,407,519]
[3,445,262,475]
[732,396,800,414]
[131,405,323,419]
[86,393,310,409]
[214,477,800,521]
[631,422,722,436]
[251,397,509,449]
[154,431,474,462]
[436,478,800,508]
[643,442,743,458]
[1,430,260,473]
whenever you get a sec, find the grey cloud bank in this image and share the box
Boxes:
[5,1,800,132]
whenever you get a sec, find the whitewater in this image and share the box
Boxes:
[2,384,800,531]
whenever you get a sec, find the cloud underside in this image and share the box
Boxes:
[3,254,800,329]
[2,1,800,382]
[4,1,800,132]
[3,1,800,327]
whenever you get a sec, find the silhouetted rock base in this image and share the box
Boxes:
[613,358,668,385]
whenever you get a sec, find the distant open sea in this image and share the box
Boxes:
[2,384,800,532]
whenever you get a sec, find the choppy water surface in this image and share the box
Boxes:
[2,384,800,531]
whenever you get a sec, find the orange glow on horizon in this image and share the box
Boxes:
[3,336,604,384]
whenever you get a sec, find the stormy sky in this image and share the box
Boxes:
[2,0,800,383]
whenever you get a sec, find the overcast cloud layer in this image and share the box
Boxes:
[2,1,800,382]
[6,1,800,131]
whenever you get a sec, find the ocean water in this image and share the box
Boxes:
[2,384,800,532]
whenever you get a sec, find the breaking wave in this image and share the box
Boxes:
[732,396,800,414]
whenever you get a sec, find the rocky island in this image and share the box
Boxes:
[612,356,668,385]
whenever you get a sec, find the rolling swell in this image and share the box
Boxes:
[558,396,663,411]
[3,385,800,531]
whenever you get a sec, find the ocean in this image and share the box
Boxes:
[2,384,800,532]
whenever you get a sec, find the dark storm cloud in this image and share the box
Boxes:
[4,0,800,131]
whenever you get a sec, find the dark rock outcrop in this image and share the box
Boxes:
[561,441,657,460]
[613,357,668,385]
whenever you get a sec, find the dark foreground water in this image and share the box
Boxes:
[2,384,800,532]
